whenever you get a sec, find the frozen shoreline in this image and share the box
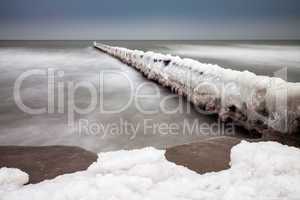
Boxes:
[1,140,300,199]
[94,42,300,136]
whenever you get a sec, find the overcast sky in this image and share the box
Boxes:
[0,0,300,39]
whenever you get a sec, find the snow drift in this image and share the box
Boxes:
[1,141,300,199]
[94,42,300,135]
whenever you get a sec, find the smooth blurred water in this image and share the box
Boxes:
[105,40,300,82]
[0,40,299,152]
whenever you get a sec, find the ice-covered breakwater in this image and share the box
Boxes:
[94,42,300,136]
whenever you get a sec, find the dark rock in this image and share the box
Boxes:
[165,137,243,173]
[0,146,97,184]
[166,135,300,174]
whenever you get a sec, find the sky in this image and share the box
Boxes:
[0,0,300,40]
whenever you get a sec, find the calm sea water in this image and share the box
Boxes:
[0,40,299,152]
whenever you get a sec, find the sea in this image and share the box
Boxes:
[0,40,299,152]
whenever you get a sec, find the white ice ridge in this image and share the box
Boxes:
[1,141,300,199]
[94,42,300,135]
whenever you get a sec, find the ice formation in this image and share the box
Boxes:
[1,141,300,199]
[0,168,29,195]
[94,42,300,135]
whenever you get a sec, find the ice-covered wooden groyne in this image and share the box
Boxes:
[94,42,300,136]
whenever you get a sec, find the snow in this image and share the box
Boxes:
[1,141,300,200]
[94,42,300,134]
[0,168,29,195]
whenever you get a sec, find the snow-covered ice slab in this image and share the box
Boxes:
[1,141,300,199]
[94,42,300,135]
[0,168,28,195]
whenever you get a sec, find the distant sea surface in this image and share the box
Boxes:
[0,40,299,152]
[1,40,300,81]
[105,40,300,82]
